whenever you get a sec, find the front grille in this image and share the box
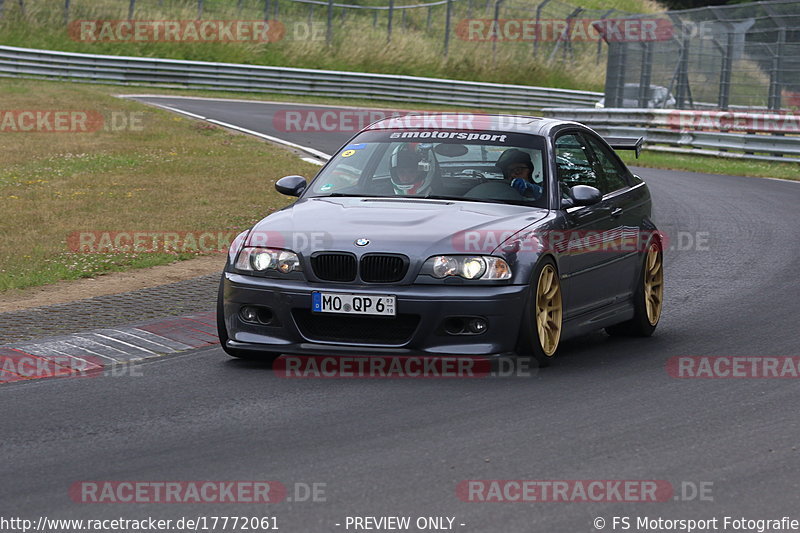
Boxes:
[311,253,357,282]
[292,310,419,345]
[360,254,408,283]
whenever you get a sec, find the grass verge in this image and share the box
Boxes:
[0,79,319,292]
[619,150,799,182]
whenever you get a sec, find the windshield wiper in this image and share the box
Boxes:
[310,193,384,198]
[423,194,531,206]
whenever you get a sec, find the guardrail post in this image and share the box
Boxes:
[264,0,271,22]
[595,9,615,65]
[492,0,506,62]
[638,41,653,108]
[532,0,553,57]
[387,0,394,42]
[326,0,333,44]
[63,0,70,25]
[17,0,24,17]
[674,30,691,109]
[426,6,432,31]
[238,0,244,16]
[197,0,204,20]
[604,41,626,108]
[443,0,452,56]
[128,0,136,20]
[718,27,734,111]
[550,7,581,63]
[768,28,785,111]
[0,0,5,19]
[273,0,279,20]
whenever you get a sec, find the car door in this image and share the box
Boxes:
[554,132,620,317]
[581,133,641,302]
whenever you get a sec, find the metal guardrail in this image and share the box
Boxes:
[0,45,601,110]
[542,108,800,163]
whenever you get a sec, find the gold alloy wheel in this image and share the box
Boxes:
[535,264,563,357]
[644,243,664,326]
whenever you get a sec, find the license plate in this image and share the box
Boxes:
[312,292,396,316]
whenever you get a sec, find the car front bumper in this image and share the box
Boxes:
[221,273,529,357]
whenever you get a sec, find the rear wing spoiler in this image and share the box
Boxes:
[605,136,644,158]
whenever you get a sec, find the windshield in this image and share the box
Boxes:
[305,130,548,207]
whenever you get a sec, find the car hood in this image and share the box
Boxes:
[247,196,548,257]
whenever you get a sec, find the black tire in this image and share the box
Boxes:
[516,257,563,367]
[217,272,281,365]
[606,239,663,337]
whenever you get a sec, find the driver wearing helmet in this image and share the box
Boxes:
[495,148,543,199]
[389,143,436,196]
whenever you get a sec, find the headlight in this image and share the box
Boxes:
[432,256,459,278]
[461,257,486,279]
[276,250,300,273]
[235,247,302,273]
[424,255,511,280]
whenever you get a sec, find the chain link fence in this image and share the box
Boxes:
[603,0,800,110]
[0,0,641,62]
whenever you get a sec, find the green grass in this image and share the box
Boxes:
[619,150,799,181]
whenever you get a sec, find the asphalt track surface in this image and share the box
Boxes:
[2,97,799,532]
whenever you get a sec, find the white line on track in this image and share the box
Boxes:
[205,118,332,161]
[117,93,408,112]
[118,95,332,162]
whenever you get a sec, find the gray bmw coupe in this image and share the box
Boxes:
[217,114,663,366]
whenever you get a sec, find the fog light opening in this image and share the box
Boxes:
[468,318,488,334]
[443,317,466,335]
[256,308,274,325]
[239,306,259,323]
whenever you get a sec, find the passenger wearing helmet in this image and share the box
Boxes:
[495,148,543,199]
[389,143,436,196]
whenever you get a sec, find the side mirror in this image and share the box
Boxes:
[566,185,602,208]
[275,175,307,197]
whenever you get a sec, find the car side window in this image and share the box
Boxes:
[554,134,599,201]
[584,136,630,194]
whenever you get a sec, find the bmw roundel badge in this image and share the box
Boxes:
[355,238,370,247]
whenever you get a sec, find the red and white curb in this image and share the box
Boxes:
[0,311,218,384]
